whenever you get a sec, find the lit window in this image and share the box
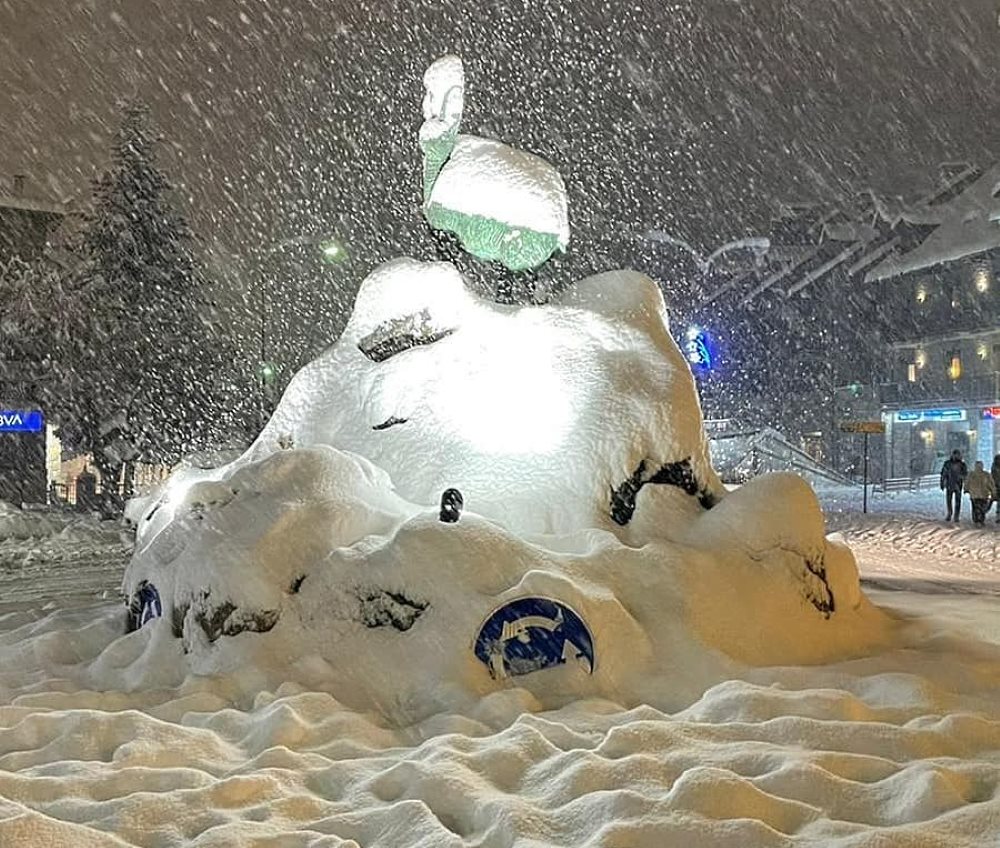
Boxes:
[907,363,917,382]
[916,284,928,304]
[915,350,927,369]
[977,342,989,360]
[974,265,991,293]
[947,349,962,380]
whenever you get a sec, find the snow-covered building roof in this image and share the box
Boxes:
[865,164,1000,282]
[0,194,69,216]
[0,193,71,265]
[700,164,1000,307]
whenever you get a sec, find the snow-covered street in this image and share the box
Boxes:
[823,486,1000,597]
[1,494,998,847]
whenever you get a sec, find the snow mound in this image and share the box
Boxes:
[0,501,119,544]
[118,261,887,722]
[224,259,722,537]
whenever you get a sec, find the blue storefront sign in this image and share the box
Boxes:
[0,410,44,433]
[474,597,595,681]
[895,408,966,423]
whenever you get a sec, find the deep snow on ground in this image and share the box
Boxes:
[2,259,1000,843]
[2,269,998,844]
[0,502,131,605]
[820,485,1000,590]
[1,497,999,846]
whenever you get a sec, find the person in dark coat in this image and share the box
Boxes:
[992,454,1000,523]
[939,449,967,522]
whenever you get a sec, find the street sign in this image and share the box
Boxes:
[839,421,885,434]
[0,410,44,433]
[474,597,595,681]
[838,421,882,513]
[895,408,965,423]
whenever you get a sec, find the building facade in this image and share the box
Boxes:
[695,163,1000,482]
[0,177,69,505]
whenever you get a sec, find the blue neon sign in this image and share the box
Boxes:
[684,326,714,371]
[895,408,966,423]
[0,410,44,433]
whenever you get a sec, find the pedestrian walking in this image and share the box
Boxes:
[964,460,996,526]
[992,454,1000,523]
[940,449,968,522]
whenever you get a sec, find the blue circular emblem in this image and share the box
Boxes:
[127,582,163,632]
[474,597,595,680]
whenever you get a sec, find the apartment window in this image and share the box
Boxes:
[947,348,962,381]
[974,263,992,293]
[907,363,917,383]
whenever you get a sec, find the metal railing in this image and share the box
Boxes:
[877,473,939,493]
[710,428,855,487]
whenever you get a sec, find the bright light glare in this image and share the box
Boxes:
[420,312,574,456]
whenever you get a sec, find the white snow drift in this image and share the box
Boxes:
[119,260,888,724]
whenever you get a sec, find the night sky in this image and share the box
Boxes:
[3,0,1000,348]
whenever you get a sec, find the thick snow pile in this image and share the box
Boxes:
[3,273,999,841]
[150,259,724,538]
[0,582,998,846]
[0,503,130,606]
[118,261,888,722]
[0,500,122,547]
[1,501,80,541]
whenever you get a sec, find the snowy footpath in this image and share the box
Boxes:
[0,491,999,847]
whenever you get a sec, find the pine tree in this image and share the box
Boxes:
[51,101,246,511]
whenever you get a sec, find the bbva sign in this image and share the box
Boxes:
[0,410,44,433]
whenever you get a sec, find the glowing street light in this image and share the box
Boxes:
[319,238,347,264]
